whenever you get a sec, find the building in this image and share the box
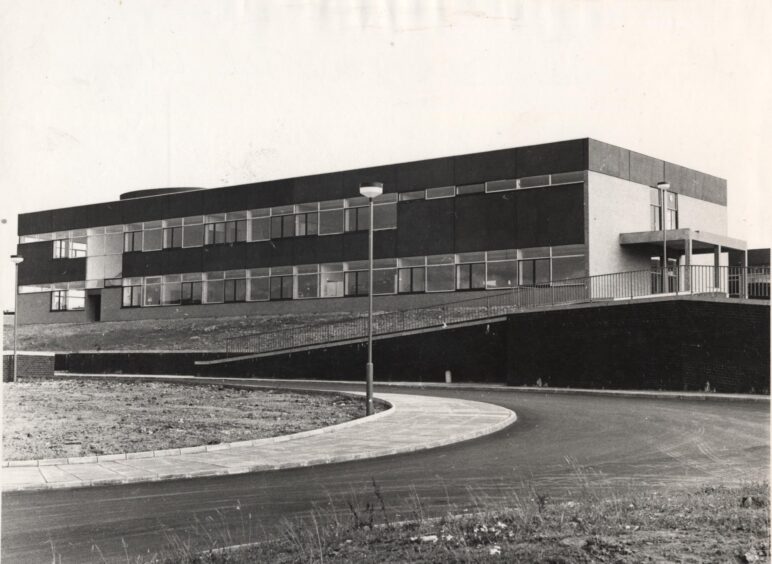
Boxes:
[15,138,754,326]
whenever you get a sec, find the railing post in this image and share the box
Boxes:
[629,271,633,299]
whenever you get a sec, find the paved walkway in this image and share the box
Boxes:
[2,391,515,492]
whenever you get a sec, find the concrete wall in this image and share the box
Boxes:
[586,171,652,276]
[678,194,727,236]
[17,292,87,325]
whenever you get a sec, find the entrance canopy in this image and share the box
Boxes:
[619,228,747,257]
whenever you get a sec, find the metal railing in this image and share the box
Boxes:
[224,265,769,356]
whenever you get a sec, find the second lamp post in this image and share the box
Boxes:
[359,181,383,416]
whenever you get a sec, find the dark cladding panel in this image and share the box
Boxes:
[342,231,368,262]
[86,202,123,228]
[50,205,90,232]
[342,165,397,199]
[514,189,543,248]
[702,175,727,206]
[629,151,665,187]
[246,179,294,209]
[542,184,585,245]
[397,199,455,257]
[164,190,204,218]
[121,196,166,225]
[395,157,454,191]
[244,241,274,269]
[454,193,517,253]
[122,250,204,277]
[373,229,397,259]
[517,139,588,177]
[268,238,295,267]
[664,162,702,201]
[19,249,86,285]
[202,186,249,214]
[201,243,248,271]
[588,139,630,180]
[18,210,53,236]
[453,148,517,185]
[294,173,344,203]
[312,235,345,264]
[157,248,203,275]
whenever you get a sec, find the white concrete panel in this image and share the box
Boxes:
[586,171,653,276]
[678,195,727,236]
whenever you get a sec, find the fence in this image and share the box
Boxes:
[224,265,769,356]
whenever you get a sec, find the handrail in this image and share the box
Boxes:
[223,265,769,355]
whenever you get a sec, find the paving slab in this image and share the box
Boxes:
[2,391,515,492]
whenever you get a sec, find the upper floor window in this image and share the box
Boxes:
[650,188,678,230]
[53,238,86,259]
[163,219,183,249]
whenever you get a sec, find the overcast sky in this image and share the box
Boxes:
[1,0,770,310]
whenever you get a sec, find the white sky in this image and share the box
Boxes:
[1,0,770,310]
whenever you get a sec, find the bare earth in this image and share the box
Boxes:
[2,379,371,460]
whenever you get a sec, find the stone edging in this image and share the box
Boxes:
[2,386,394,468]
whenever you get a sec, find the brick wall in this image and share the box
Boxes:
[3,354,55,381]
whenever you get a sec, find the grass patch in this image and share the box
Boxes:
[2,378,379,460]
[150,478,769,563]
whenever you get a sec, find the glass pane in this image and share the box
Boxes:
[519,261,534,286]
[236,220,247,242]
[373,203,396,230]
[535,259,550,285]
[552,256,586,283]
[398,269,412,293]
[270,216,283,238]
[143,228,162,251]
[104,233,123,255]
[183,224,203,247]
[183,215,203,225]
[650,188,661,205]
[271,205,293,216]
[427,254,454,265]
[122,287,132,307]
[225,221,237,243]
[413,267,426,292]
[373,268,396,295]
[357,207,370,230]
[551,244,586,257]
[295,214,307,236]
[296,273,319,298]
[519,175,550,188]
[144,284,161,306]
[163,218,182,227]
[226,210,247,220]
[426,186,455,199]
[321,271,344,297]
[426,264,454,292]
[282,215,294,237]
[344,208,358,232]
[103,255,122,279]
[270,265,293,276]
[456,265,470,290]
[204,280,224,303]
[296,202,318,212]
[319,199,343,210]
[486,179,517,192]
[70,238,87,258]
[650,206,661,230]
[248,277,269,301]
[457,252,485,263]
[66,290,85,310]
[551,171,584,185]
[346,196,368,207]
[161,283,181,305]
[357,271,369,295]
[270,277,284,300]
[398,190,425,201]
[487,260,516,288]
[471,263,486,289]
[520,247,550,259]
[282,276,293,299]
[247,268,269,278]
[456,183,484,195]
[345,272,358,296]
[249,217,270,241]
[399,256,425,267]
[319,209,344,235]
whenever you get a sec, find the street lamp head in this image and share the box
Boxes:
[359,182,383,199]
[656,181,670,190]
[10,255,24,265]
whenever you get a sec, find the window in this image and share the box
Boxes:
[398,257,426,294]
[142,225,163,251]
[426,186,455,199]
[345,270,369,296]
[270,213,296,239]
[124,230,143,252]
[665,191,678,229]
[486,179,517,193]
[456,263,486,290]
[426,255,455,292]
[224,279,247,302]
[373,202,397,230]
[66,289,85,310]
[456,183,485,196]
[270,266,293,300]
[181,281,202,305]
[143,277,162,306]
[344,206,369,232]
[205,220,247,245]
[51,290,66,311]
[122,285,142,308]
[551,256,586,284]
[320,264,344,297]
[247,269,270,301]
[372,259,397,295]
[519,259,550,286]
[319,201,344,235]
[295,212,319,237]
[163,219,183,249]
[248,211,270,242]
[398,190,425,201]
[295,265,319,299]
[551,171,584,185]
[519,175,550,189]
[53,239,68,259]
[183,216,204,247]
[650,188,661,230]
[161,275,182,305]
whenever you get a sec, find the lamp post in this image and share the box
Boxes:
[359,181,383,416]
[10,255,24,383]
[657,181,670,293]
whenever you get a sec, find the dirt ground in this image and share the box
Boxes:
[2,378,374,460]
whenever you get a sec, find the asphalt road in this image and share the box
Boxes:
[2,382,769,563]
